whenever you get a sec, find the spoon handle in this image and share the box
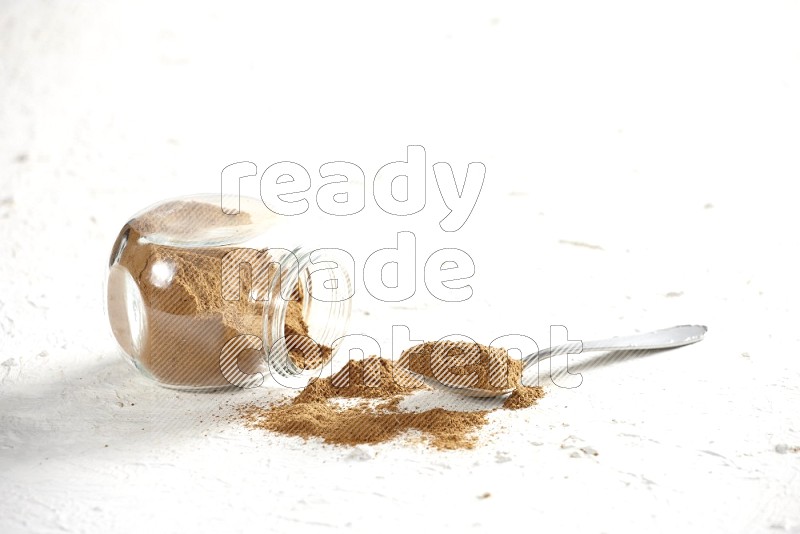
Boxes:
[524,324,707,365]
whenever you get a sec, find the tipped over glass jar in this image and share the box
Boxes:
[104,194,352,390]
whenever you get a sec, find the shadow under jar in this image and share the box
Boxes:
[105,194,352,390]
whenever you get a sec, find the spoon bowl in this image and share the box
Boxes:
[406,325,708,398]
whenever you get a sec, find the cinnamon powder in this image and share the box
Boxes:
[240,343,545,449]
[401,341,545,411]
[403,341,545,410]
[240,356,491,450]
[402,340,523,391]
[283,287,331,371]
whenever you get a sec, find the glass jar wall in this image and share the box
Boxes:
[105,194,352,390]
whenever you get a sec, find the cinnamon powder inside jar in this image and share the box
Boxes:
[283,287,332,371]
[107,200,329,388]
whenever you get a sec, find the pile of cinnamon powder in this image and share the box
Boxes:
[240,342,545,450]
[404,340,523,390]
[403,340,544,410]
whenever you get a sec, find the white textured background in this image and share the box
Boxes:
[1,1,799,532]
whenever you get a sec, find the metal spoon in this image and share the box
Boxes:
[407,324,708,398]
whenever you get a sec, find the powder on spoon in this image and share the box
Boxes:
[401,340,524,391]
[401,340,544,409]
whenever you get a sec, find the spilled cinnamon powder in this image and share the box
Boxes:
[503,385,545,410]
[240,342,545,449]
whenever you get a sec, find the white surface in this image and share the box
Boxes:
[2,1,800,533]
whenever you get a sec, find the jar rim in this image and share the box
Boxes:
[264,246,352,378]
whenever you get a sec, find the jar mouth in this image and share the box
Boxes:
[264,246,352,378]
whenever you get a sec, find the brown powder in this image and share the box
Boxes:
[107,200,330,388]
[402,340,523,391]
[299,355,421,401]
[240,356,491,449]
[240,347,546,449]
[283,287,331,371]
[401,341,543,410]
[242,401,491,450]
[503,385,545,410]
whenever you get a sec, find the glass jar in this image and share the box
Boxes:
[104,194,352,390]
